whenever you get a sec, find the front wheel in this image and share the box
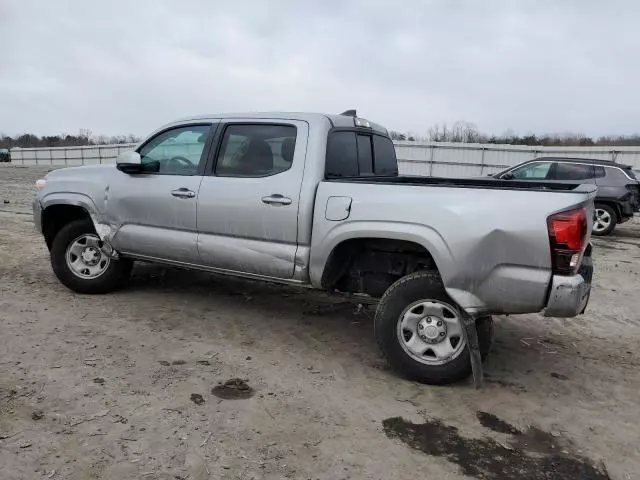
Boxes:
[50,219,132,294]
[375,271,493,385]
[592,204,617,236]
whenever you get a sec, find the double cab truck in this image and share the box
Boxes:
[33,111,595,384]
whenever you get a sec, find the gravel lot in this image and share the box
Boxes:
[1,165,639,480]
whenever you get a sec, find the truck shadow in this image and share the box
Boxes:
[124,262,385,369]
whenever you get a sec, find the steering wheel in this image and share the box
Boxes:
[166,156,194,170]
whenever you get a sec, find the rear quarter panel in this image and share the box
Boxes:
[595,168,637,212]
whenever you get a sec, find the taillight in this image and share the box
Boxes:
[547,207,588,275]
[626,184,640,208]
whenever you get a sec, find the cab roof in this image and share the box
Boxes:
[167,112,389,135]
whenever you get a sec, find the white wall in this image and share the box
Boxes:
[395,141,640,177]
[9,144,137,167]
[10,142,640,176]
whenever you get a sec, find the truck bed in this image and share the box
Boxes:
[327,175,592,192]
[311,175,596,313]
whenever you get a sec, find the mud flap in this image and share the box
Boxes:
[461,313,483,388]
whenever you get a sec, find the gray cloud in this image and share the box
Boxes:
[1,0,638,137]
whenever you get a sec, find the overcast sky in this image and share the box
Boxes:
[1,0,638,138]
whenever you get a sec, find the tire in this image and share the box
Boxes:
[592,203,617,236]
[50,219,132,294]
[374,271,493,385]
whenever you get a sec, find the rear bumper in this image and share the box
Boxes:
[543,247,593,317]
[620,201,636,219]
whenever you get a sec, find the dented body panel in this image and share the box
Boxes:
[34,112,595,318]
[37,165,118,245]
[309,180,595,313]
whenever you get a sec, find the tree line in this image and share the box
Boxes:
[391,121,640,146]
[3,122,640,149]
[0,129,140,149]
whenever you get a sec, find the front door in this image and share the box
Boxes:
[196,120,308,278]
[108,123,215,264]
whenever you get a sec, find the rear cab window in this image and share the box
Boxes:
[373,135,399,176]
[325,132,359,178]
[357,134,373,175]
[325,130,398,178]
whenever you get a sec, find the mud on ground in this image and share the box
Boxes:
[1,165,639,479]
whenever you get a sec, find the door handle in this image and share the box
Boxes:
[171,188,196,199]
[261,194,292,206]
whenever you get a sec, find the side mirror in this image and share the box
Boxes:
[501,173,514,180]
[116,151,142,174]
[115,151,159,174]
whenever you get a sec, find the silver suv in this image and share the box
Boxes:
[495,157,640,235]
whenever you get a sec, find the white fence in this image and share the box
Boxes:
[394,142,640,177]
[9,142,640,177]
[9,144,137,167]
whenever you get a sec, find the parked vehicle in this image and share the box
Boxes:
[0,148,9,162]
[492,157,640,235]
[33,112,595,384]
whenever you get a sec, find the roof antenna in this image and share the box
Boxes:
[340,109,357,117]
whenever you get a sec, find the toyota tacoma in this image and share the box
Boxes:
[33,111,595,384]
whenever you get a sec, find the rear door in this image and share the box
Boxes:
[196,119,308,278]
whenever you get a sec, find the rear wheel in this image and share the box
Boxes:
[592,204,617,236]
[375,271,493,385]
[50,219,132,294]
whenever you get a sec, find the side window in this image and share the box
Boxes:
[138,125,210,175]
[553,163,594,181]
[510,162,552,179]
[326,132,358,178]
[604,166,634,182]
[357,134,373,175]
[372,135,398,176]
[215,124,296,177]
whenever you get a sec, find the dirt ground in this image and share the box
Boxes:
[1,165,639,480]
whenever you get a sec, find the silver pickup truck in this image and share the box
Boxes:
[33,111,595,384]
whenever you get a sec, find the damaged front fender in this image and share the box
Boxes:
[40,192,120,259]
[89,214,120,259]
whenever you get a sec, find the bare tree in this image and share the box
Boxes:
[78,128,93,141]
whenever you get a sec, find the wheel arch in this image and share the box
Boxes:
[594,200,622,222]
[312,223,454,298]
[41,194,105,250]
[311,222,454,289]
